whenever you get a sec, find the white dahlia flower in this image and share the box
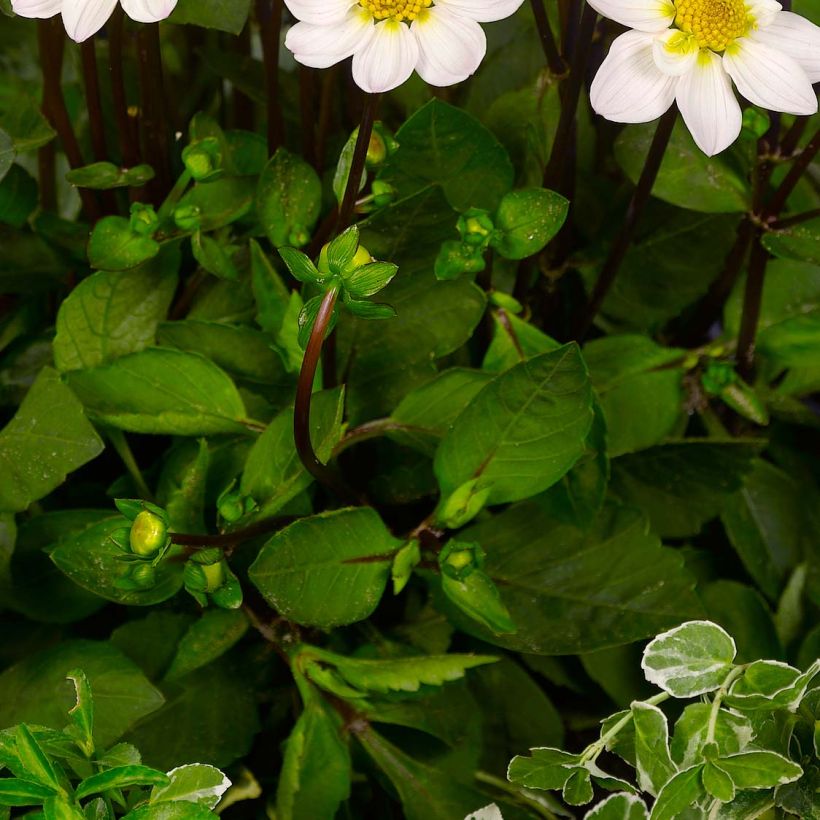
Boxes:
[11,0,178,43]
[284,0,525,94]
[588,0,820,155]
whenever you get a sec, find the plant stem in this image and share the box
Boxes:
[542,3,597,194]
[156,169,192,223]
[735,235,768,382]
[771,207,820,230]
[172,516,295,548]
[764,126,820,219]
[337,93,381,233]
[107,429,154,501]
[293,286,355,500]
[530,0,565,76]
[136,24,171,200]
[315,66,339,173]
[778,115,807,158]
[706,666,745,743]
[108,7,141,170]
[231,21,255,130]
[38,141,57,211]
[575,106,677,339]
[37,19,101,221]
[258,0,284,154]
[80,39,108,163]
[299,66,317,167]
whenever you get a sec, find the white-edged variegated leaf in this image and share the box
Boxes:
[669,704,753,769]
[465,804,504,820]
[631,702,676,796]
[507,747,582,791]
[648,765,705,820]
[725,658,820,711]
[642,621,736,697]
[715,751,802,790]
[584,793,649,819]
[150,764,231,809]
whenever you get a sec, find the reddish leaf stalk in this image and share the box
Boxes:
[530,0,565,76]
[735,235,768,382]
[575,106,678,339]
[258,0,285,154]
[108,7,141,170]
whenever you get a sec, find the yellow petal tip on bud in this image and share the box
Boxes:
[129,510,168,557]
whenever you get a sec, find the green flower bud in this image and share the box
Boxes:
[439,540,485,581]
[367,132,388,167]
[371,180,396,208]
[129,203,160,237]
[202,560,226,592]
[182,137,223,182]
[131,563,157,589]
[288,227,311,248]
[701,361,736,395]
[218,494,245,524]
[174,205,202,232]
[184,561,208,593]
[129,510,168,557]
[458,208,495,248]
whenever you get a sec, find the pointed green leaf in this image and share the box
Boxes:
[583,793,649,819]
[631,701,676,796]
[702,761,735,802]
[0,778,56,806]
[507,748,581,790]
[15,725,62,792]
[491,188,569,260]
[65,670,94,757]
[648,765,705,820]
[716,751,802,789]
[150,764,230,809]
[87,217,160,271]
[75,766,169,800]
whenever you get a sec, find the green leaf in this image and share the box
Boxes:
[610,440,760,538]
[648,765,705,820]
[0,95,55,153]
[276,688,351,820]
[249,508,399,628]
[42,796,84,820]
[53,247,179,372]
[250,239,290,336]
[75,765,170,799]
[256,148,321,248]
[716,751,802,789]
[67,348,249,435]
[122,804,216,819]
[87,217,160,272]
[155,320,290,387]
[563,768,594,806]
[507,747,581,791]
[483,309,561,373]
[176,177,255,232]
[615,122,749,213]
[0,164,37,228]
[51,517,184,606]
[390,368,492,455]
[720,460,806,602]
[342,298,396,320]
[641,620,737,697]
[164,609,249,681]
[0,129,13,183]
[157,439,210,534]
[15,725,62,792]
[65,670,94,757]
[435,344,594,506]
[669,703,753,769]
[702,760,735,802]
[0,778,55,806]
[169,0,251,34]
[191,233,238,280]
[149,764,230,809]
[65,163,154,190]
[584,794,649,819]
[439,500,701,654]
[440,569,517,635]
[632,702,676,797]
[277,246,323,285]
[0,367,104,513]
[357,727,494,820]
[321,651,496,695]
[124,660,258,772]
[491,188,568,259]
[0,641,164,749]
[380,100,513,211]
[240,388,344,520]
[761,218,820,265]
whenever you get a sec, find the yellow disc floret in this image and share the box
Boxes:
[674,0,749,50]
[360,0,432,22]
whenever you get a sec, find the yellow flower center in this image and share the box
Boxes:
[359,0,433,21]
[673,0,748,50]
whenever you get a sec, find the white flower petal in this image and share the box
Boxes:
[120,0,177,22]
[61,0,118,41]
[590,30,677,122]
[412,6,486,87]
[435,0,524,23]
[352,18,419,93]
[585,0,674,32]
[286,8,373,69]
[676,50,742,156]
[652,29,699,76]
[11,0,62,18]
[746,0,781,28]
[753,11,820,82]
[284,0,355,26]
[723,37,817,115]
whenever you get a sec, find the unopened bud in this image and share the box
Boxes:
[129,203,160,237]
[129,510,167,557]
[202,561,226,592]
[288,227,311,248]
[131,563,157,589]
[371,180,396,208]
[182,137,224,182]
[174,205,202,232]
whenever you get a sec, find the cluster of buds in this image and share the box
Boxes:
[217,482,257,525]
[278,225,399,348]
[111,500,172,591]
[184,548,243,610]
[435,208,497,281]
[699,357,769,426]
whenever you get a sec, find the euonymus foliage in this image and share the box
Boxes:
[0,2,818,819]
